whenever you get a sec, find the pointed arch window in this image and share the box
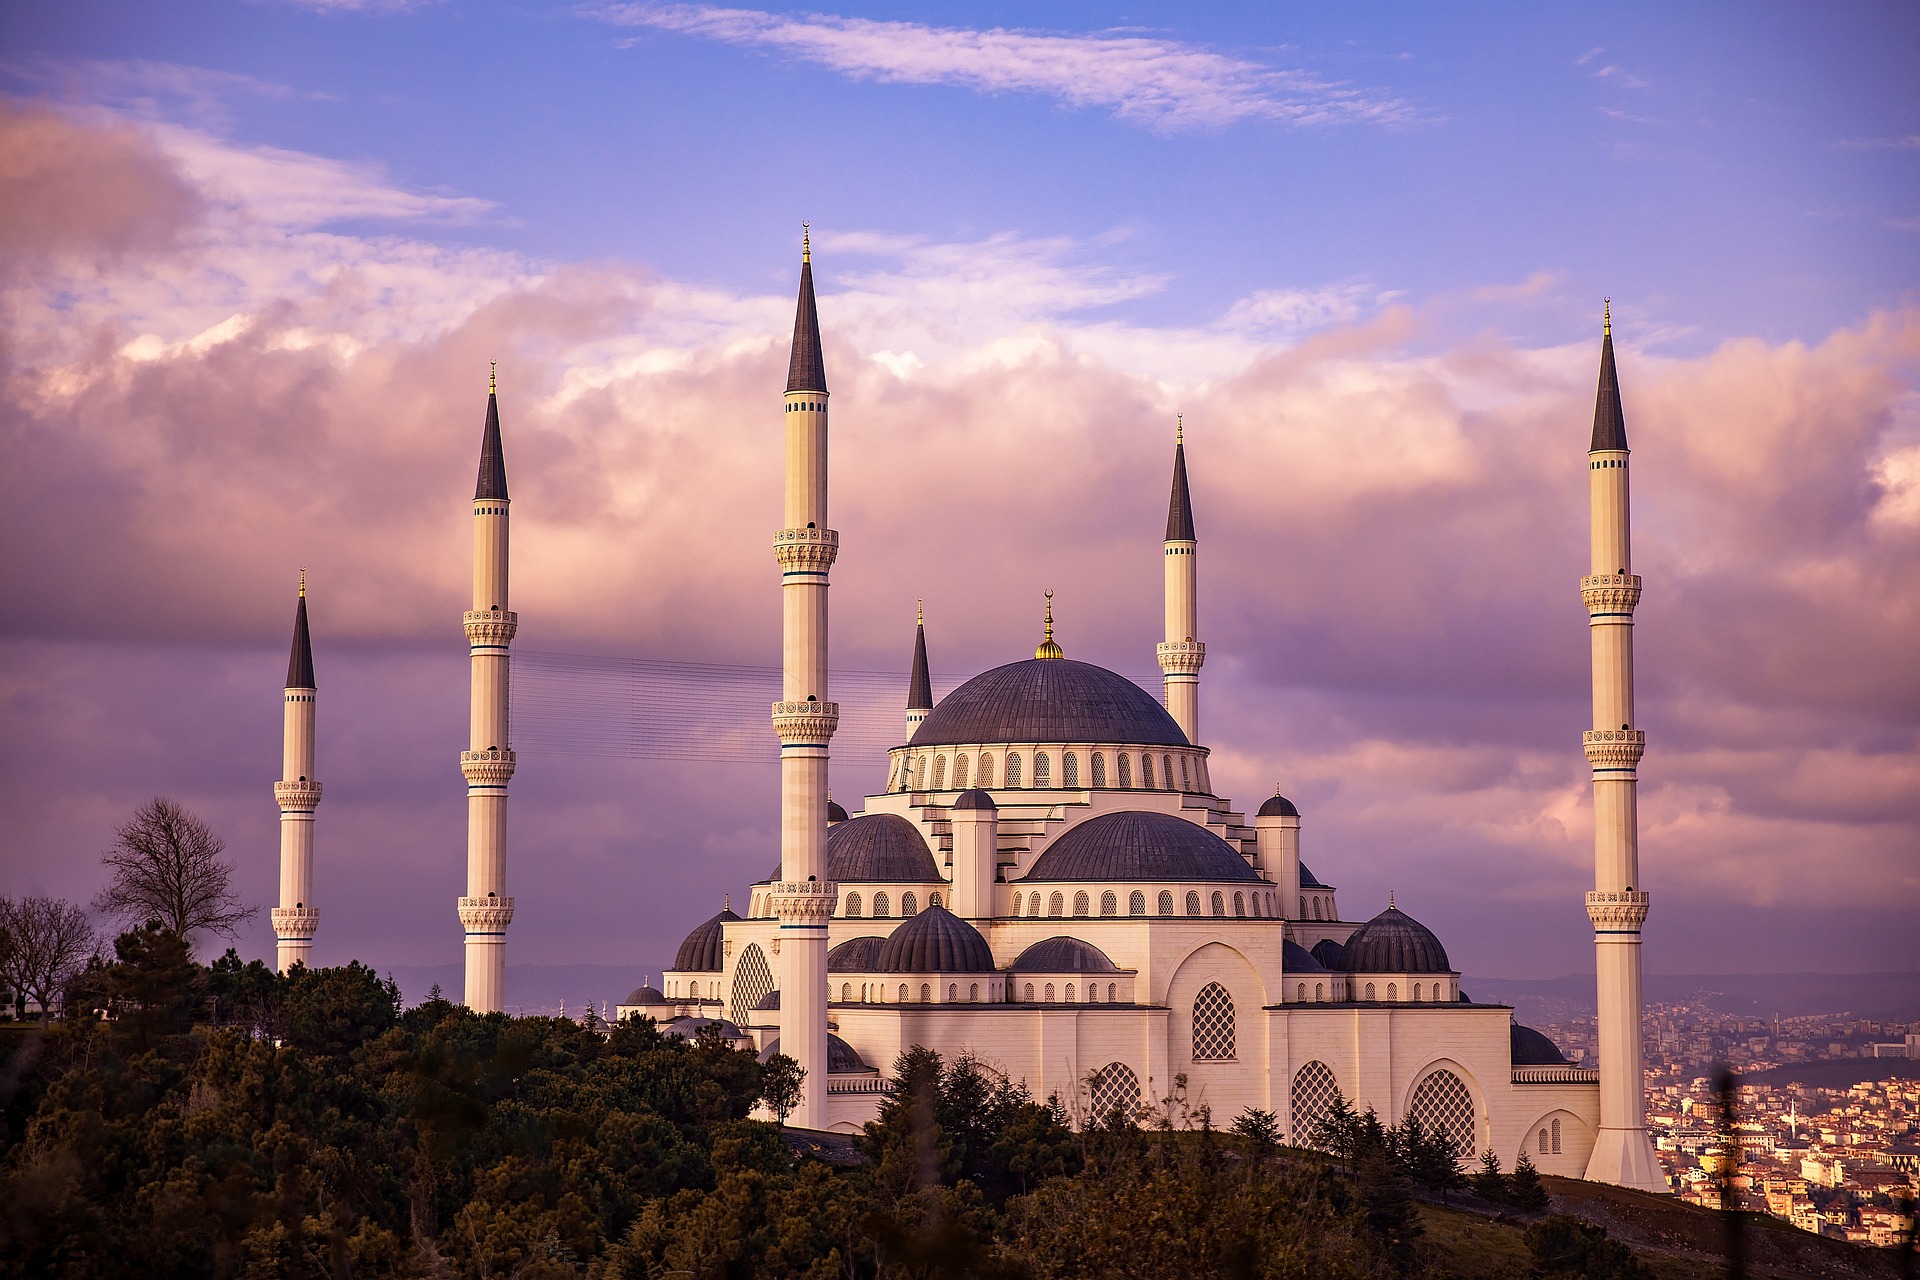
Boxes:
[1163,755,1175,790]
[977,753,995,787]
[1063,753,1079,787]
[953,755,969,789]
[1091,753,1107,787]
[1185,891,1201,917]
[1065,982,1076,1002]
[1191,982,1235,1060]
[1005,753,1023,787]
[1049,891,1064,917]
[1142,755,1155,789]
[1034,753,1051,787]
[1211,891,1225,917]
[1072,891,1090,917]
[931,756,947,790]
[1129,891,1146,916]
[1117,754,1131,788]
[846,892,862,918]
[1179,756,1191,791]
[1100,891,1117,917]
[902,892,919,916]
[1233,892,1246,917]
[1158,891,1175,916]
[873,892,891,918]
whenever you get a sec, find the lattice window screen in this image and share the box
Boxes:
[1088,1062,1142,1122]
[1409,1069,1476,1154]
[1191,982,1236,1060]
[1291,1060,1342,1144]
[730,944,774,1025]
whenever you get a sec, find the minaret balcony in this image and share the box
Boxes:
[768,879,839,924]
[458,896,516,931]
[270,906,320,938]
[1156,640,1206,675]
[772,700,840,744]
[461,748,518,786]
[1585,890,1650,931]
[464,609,519,644]
[1582,729,1645,770]
[774,527,839,573]
[273,780,323,811]
[1580,574,1642,614]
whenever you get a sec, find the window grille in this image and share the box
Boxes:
[1005,753,1022,787]
[1234,892,1246,917]
[1049,892,1064,917]
[1091,753,1107,787]
[1100,891,1117,916]
[953,755,969,789]
[1117,754,1131,788]
[1034,753,1050,787]
[1159,891,1175,916]
[1211,891,1225,916]
[902,892,918,916]
[932,756,946,790]
[1063,753,1079,787]
[1191,982,1236,1060]
[845,892,862,917]
[730,944,774,1024]
[1088,1062,1141,1122]
[1142,755,1155,789]
[1073,891,1090,917]
[1129,890,1146,916]
[1291,1061,1342,1144]
[1408,1069,1476,1155]
[978,754,994,786]
[1185,891,1201,916]
[873,892,890,918]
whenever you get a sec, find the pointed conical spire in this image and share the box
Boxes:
[286,574,316,689]
[1165,415,1195,541]
[907,601,933,712]
[786,226,828,393]
[476,363,509,500]
[1590,302,1628,453]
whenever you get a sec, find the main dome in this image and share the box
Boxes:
[908,658,1189,748]
[1022,811,1260,882]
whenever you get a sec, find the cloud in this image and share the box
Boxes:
[594,4,1416,130]
[1836,135,1920,151]
[1,56,313,127]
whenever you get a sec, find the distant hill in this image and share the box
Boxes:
[383,963,656,1015]
[1465,971,1920,1026]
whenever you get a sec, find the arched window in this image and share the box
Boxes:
[921,983,932,1002]
[1044,983,1056,1003]
[1065,982,1076,1002]
[1179,756,1191,791]
[1386,983,1397,1001]
[1191,982,1235,1060]
[730,943,775,1024]
[1365,983,1376,1000]
[953,755,969,789]
[1107,983,1116,1001]
[1413,984,1422,1001]
[902,892,919,916]
[1100,890,1118,917]
[841,983,851,1001]
[1088,1063,1141,1123]
[1290,1061,1341,1145]
[1409,1069,1476,1155]
[1063,753,1079,787]
[1091,753,1107,787]
[1312,899,1323,921]
[1130,890,1146,916]
[1250,896,1263,918]
[1297,983,1306,1002]
[978,753,995,787]
[1211,891,1225,917]
[929,892,942,909]
[947,983,957,1002]
[1088,984,1099,1003]
[1005,753,1023,787]
[1117,754,1131,788]
[1159,891,1175,916]
[899,984,910,1003]
[969,983,979,1002]
[1538,1128,1549,1155]
[1315,982,1324,1001]
[1142,755,1155,789]
[1163,755,1174,790]
[873,892,891,918]
[1233,892,1246,917]
[914,756,927,789]
[1073,891,1090,917]
[1034,753,1051,787]
[846,892,862,917]
[1049,891,1064,917]
[1551,1118,1562,1154]
[1031,892,1045,916]
[1013,893,1024,917]
[932,756,947,790]
[1299,896,1307,918]
[1185,891,1201,916]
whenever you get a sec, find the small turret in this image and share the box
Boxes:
[1157,416,1205,743]
[906,601,933,738]
[272,571,322,973]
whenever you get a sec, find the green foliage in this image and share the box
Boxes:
[1229,1106,1282,1158]
[1523,1214,1653,1279]
[1473,1147,1510,1201]
[1509,1150,1551,1212]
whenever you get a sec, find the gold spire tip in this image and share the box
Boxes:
[489,361,496,394]
[1036,589,1063,659]
[298,567,306,598]
[1176,413,1183,444]
[917,598,924,627]
[1389,890,1396,909]
[802,222,810,263]
[1603,299,1611,337]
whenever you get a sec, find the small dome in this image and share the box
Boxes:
[672,907,740,972]
[797,813,940,882]
[827,799,849,824]
[1310,938,1345,969]
[909,658,1188,748]
[951,788,997,811]
[1023,811,1260,883]
[622,984,667,1005]
[827,936,887,971]
[876,904,997,973]
[1012,936,1119,973]
[1511,1023,1568,1065]
[1338,905,1452,974]
[660,1015,743,1040]
[1257,793,1299,818]
[1281,939,1325,973]
[760,1033,872,1074]
[754,989,781,1012]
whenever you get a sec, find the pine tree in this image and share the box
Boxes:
[1509,1149,1551,1212]
[1472,1148,1510,1203]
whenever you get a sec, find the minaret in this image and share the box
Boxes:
[270,572,321,973]
[769,228,839,1128]
[906,601,932,739]
[459,365,517,1014]
[1157,415,1204,745]
[1580,304,1665,1192]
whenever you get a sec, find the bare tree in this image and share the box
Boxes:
[0,896,95,1022]
[96,797,253,943]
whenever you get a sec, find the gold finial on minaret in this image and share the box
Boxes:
[1035,590,1063,660]
[1176,413,1183,444]
[802,222,811,263]
[1389,890,1396,910]
[917,598,924,626]
[725,893,731,912]
[1603,299,1611,337]
[298,567,306,598]
[489,361,496,394]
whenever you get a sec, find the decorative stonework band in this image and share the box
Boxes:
[1581,573,1642,614]
[1585,889,1650,931]
[464,609,520,644]
[461,748,518,786]
[274,780,323,811]
[1583,729,1646,769]
[458,896,516,931]
[774,527,840,573]
[1156,639,1207,675]
[772,700,840,744]
[768,879,839,925]
[270,906,320,938]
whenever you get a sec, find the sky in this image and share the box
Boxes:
[1,1,1917,995]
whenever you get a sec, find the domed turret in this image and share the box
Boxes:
[760,1033,872,1074]
[1257,792,1299,818]
[1338,903,1452,974]
[827,798,849,824]
[623,984,667,1005]
[1511,1023,1569,1065]
[672,906,741,972]
[952,788,997,810]
[875,904,997,973]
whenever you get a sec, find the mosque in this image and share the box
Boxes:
[269,237,1666,1192]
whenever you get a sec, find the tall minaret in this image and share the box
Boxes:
[906,601,932,740]
[769,229,839,1128]
[459,365,517,1014]
[271,572,321,973]
[1157,415,1205,745]
[1580,304,1664,1192]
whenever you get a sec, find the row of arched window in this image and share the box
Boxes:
[891,748,1205,794]
[1357,980,1454,1002]
[1013,887,1281,919]
[838,980,999,1004]
[843,890,941,918]
[1016,981,1121,1003]
[664,978,719,999]
[1298,894,1335,920]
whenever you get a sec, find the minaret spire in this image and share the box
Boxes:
[459,368,518,1013]
[906,602,933,737]
[769,233,839,1129]
[1157,417,1204,746]
[1579,307,1664,1192]
[271,574,321,973]
[1035,590,1064,660]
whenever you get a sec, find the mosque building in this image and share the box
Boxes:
[272,239,1664,1190]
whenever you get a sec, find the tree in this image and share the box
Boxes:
[1230,1106,1282,1159]
[0,895,95,1022]
[96,797,252,943]
[759,1051,805,1123]
[1524,1215,1652,1279]
[1472,1148,1510,1202]
[1509,1149,1551,1212]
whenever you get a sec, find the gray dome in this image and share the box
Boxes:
[1012,936,1119,973]
[1257,793,1299,817]
[661,1015,742,1040]
[761,1033,872,1074]
[909,658,1188,748]
[1022,811,1260,883]
[622,984,666,1004]
[1338,906,1451,974]
[1511,1023,1568,1065]
[754,989,781,1011]
[828,936,887,971]
[1281,939,1326,973]
[672,908,740,972]
[1310,938,1345,969]
[827,799,849,824]
[813,814,942,882]
[1299,862,1328,890]
[952,788,997,810]
[875,905,997,973]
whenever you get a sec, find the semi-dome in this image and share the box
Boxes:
[1511,1023,1569,1065]
[1281,939,1326,973]
[760,1033,872,1074]
[754,989,781,1011]
[1013,936,1119,973]
[1257,793,1299,818]
[623,984,667,1005]
[827,936,887,971]
[1310,938,1345,969]
[1022,811,1260,883]
[1339,905,1452,974]
[875,904,997,973]
[672,907,740,972]
[908,658,1188,748]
